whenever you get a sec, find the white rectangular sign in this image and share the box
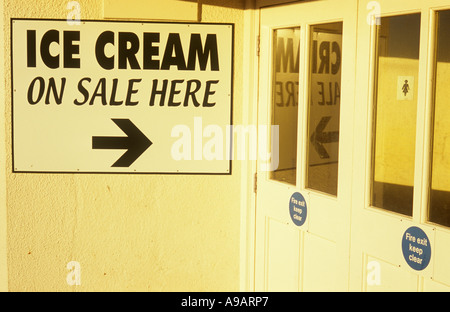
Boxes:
[12,19,233,174]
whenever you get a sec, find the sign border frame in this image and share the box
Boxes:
[10,18,234,176]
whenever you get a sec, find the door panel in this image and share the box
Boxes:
[255,0,357,292]
[255,0,450,292]
[302,233,337,292]
[350,0,450,291]
[363,255,419,292]
[265,218,301,292]
[433,230,450,286]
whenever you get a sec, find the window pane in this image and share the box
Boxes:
[269,28,300,185]
[371,14,421,216]
[306,22,342,196]
[430,10,450,228]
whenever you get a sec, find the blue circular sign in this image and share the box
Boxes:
[401,226,431,271]
[289,192,307,227]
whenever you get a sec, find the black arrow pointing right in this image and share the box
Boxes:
[92,119,152,168]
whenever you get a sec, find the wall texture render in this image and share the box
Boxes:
[3,0,244,291]
[1,0,8,292]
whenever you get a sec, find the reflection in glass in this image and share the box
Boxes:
[370,14,421,216]
[430,10,450,228]
[306,22,342,196]
[269,28,300,185]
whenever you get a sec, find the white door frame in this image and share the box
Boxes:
[242,0,450,292]
[250,0,357,291]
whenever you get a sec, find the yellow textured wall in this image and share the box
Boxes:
[431,61,450,191]
[373,57,418,186]
[3,0,244,291]
[373,59,450,192]
[1,0,7,292]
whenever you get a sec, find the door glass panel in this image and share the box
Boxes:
[306,22,342,196]
[430,10,450,228]
[370,14,421,216]
[269,28,300,185]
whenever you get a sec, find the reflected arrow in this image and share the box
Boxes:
[310,116,339,159]
[92,119,152,167]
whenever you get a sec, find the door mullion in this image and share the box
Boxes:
[413,7,433,224]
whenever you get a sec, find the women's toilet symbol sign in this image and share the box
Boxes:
[397,76,414,100]
[402,80,410,96]
[401,226,431,271]
[289,192,307,227]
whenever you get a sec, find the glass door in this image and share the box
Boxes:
[350,0,450,291]
[255,0,357,291]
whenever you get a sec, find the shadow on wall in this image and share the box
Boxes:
[181,0,245,10]
[180,0,317,10]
